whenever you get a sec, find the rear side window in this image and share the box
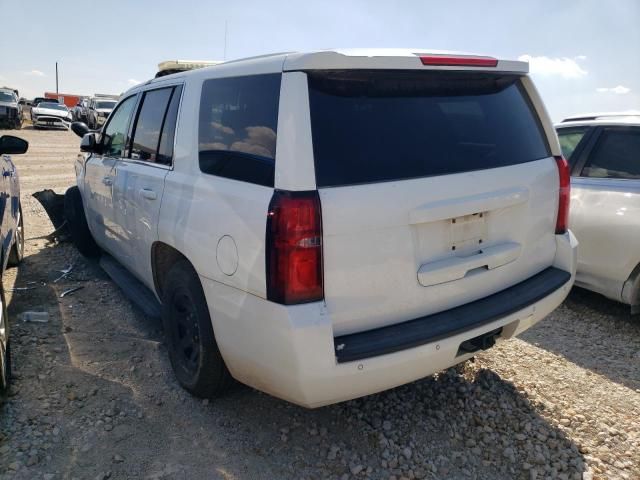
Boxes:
[557,127,588,163]
[581,129,640,179]
[308,71,551,187]
[198,74,281,187]
[129,85,182,166]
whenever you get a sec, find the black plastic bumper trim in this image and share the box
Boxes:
[334,267,571,363]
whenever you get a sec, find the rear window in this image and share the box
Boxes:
[308,70,551,187]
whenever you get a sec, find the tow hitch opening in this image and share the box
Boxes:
[457,327,502,356]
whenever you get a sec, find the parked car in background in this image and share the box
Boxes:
[68,49,577,407]
[0,135,27,398]
[556,112,640,313]
[0,88,23,130]
[72,98,90,123]
[32,97,58,107]
[87,97,117,129]
[31,102,73,129]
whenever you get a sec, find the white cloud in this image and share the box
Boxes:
[596,85,631,95]
[127,78,141,85]
[575,55,587,61]
[25,69,45,77]
[518,55,588,79]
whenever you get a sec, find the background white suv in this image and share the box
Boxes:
[68,49,577,407]
[556,112,640,312]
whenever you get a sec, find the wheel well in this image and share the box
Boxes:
[151,242,189,299]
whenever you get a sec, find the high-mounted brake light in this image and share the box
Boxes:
[418,55,498,67]
[266,190,323,305]
[555,156,570,234]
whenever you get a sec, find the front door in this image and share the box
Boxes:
[83,94,137,258]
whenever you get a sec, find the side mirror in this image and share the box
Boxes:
[0,135,29,155]
[80,133,101,153]
[71,121,90,138]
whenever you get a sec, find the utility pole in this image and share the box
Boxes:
[55,62,59,96]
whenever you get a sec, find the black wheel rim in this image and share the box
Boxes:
[171,292,200,376]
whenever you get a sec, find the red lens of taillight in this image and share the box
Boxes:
[266,190,323,304]
[419,55,498,67]
[555,156,570,234]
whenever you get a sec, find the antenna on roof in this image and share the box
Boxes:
[224,21,228,60]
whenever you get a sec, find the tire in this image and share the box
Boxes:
[7,203,24,267]
[0,284,11,400]
[162,260,232,398]
[64,186,101,258]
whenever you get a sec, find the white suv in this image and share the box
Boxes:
[68,49,577,408]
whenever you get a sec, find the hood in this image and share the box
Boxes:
[0,100,18,108]
[33,107,71,117]
[96,108,114,113]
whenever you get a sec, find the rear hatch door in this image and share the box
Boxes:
[307,69,558,336]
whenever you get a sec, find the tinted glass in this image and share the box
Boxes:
[39,103,67,111]
[308,71,551,187]
[557,127,588,162]
[102,95,136,157]
[96,100,117,109]
[198,74,281,187]
[581,129,640,179]
[157,85,182,165]
[130,88,173,163]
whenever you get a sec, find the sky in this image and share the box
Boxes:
[1,0,638,122]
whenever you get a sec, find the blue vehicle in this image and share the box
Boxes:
[0,134,26,397]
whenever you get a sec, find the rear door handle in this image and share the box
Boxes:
[139,188,157,200]
[102,176,113,186]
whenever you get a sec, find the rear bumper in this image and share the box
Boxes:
[203,230,577,408]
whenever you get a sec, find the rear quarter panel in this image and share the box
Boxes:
[157,75,274,298]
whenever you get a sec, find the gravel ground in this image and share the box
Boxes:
[0,127,639,480]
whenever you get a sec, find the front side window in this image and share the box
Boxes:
[557,127,588,163]
[581,129,640,179]
[198,74,281,187]
[102,95,136,158]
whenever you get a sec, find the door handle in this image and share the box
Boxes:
[139,188,157,200]
[102,176,113,186]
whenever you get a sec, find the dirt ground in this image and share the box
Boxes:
[0,126,639,480]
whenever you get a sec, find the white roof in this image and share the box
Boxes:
[557,111,640,128]
[128,49,529,96]
[561,111,640,122]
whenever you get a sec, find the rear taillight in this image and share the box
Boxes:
[418,54,498,67]
[266,190,323,305]
[555,156,570,234]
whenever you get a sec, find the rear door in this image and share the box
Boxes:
[84,94,137,256]
[305,70,559,335]
[111,85,182,288]
[567,126,640,299]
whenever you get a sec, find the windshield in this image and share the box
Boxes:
[96,101,117,109]
[0,92,16,102]
[308,70,551,187]
[39,102,68,111]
